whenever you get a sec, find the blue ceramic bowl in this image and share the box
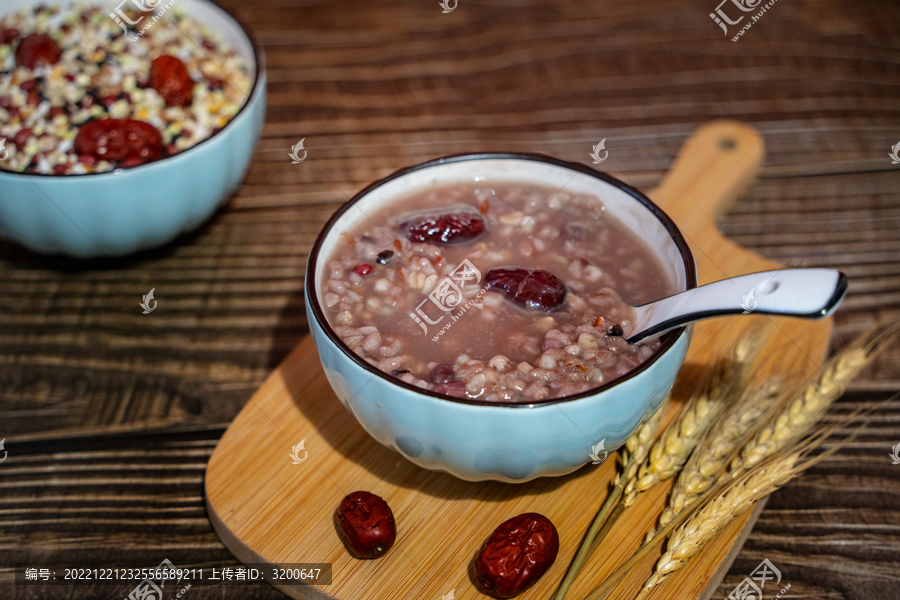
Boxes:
[0,0,265,257]
[305,154,697,482]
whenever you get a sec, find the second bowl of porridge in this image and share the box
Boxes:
[0,0,264,257]
[306,153,697,482]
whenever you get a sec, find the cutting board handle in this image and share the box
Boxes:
[649,120,764,235]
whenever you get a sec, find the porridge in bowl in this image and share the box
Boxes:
[321,182,675,403]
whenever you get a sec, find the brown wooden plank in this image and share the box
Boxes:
[2,0,900,598]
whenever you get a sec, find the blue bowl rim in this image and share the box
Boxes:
[0,0,264,179]
[306,152,698,409]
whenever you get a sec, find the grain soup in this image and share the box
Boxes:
[321,182,674,403]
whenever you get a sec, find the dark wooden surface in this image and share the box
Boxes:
[2,0,900,598]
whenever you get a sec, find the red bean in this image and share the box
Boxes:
[149,55,194,107]
[474,513,559,598]
[13,128,33,148]
[336,491,396,559]
[485,268,567,312]
[0,28,20,45]
[431,364,457,384]
[15,33,61,69]
[353,264,373,277]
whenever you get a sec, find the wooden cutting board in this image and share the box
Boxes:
[205,121,833,600]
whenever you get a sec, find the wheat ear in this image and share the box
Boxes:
[551,398,668,600]
[634,390,895,600]
[635,452,801,599]
[581,329,899,600]
[583,447,809,600]
[622,325,766,507]
[616,399,667,489]
[584,395,890,600]
[730,324,899,476]
[649,380,783,540]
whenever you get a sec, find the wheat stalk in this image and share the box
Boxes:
[579,325,899,600]
[616,400,667,489]
[635,451,801,599]
[634,386,896,600]
[622,326,766,507]
[647,325,899,541]
[730,324,899,476]
[648,380,783,539]
[555,327,768,600]
[583,393,892,600]
[582,410,855,600]
[584,442,817,600]
[551,398,668,600]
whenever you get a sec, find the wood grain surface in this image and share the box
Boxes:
[2,0,900,599]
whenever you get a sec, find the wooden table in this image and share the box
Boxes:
[2,0,899,598]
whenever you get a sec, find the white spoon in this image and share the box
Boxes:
[625,268,848,344]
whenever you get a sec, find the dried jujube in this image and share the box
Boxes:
[474,512,559,598]
[74,118,164,167]
[485,267,567,311]
[15,33,61,69]
[74,118,163,166]
[399,209,485,245]
[337,491,396,559]
[149,55,195,107]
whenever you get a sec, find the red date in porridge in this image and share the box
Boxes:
[321,183,674,403]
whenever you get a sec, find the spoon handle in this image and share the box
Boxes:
[626,269,848,343]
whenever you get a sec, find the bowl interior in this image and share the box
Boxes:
[314,156,691,302]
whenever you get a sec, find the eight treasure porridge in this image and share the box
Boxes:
[0,4,251,174]
[321,182,674,403]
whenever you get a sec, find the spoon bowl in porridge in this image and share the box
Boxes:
[306,153,697,482]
